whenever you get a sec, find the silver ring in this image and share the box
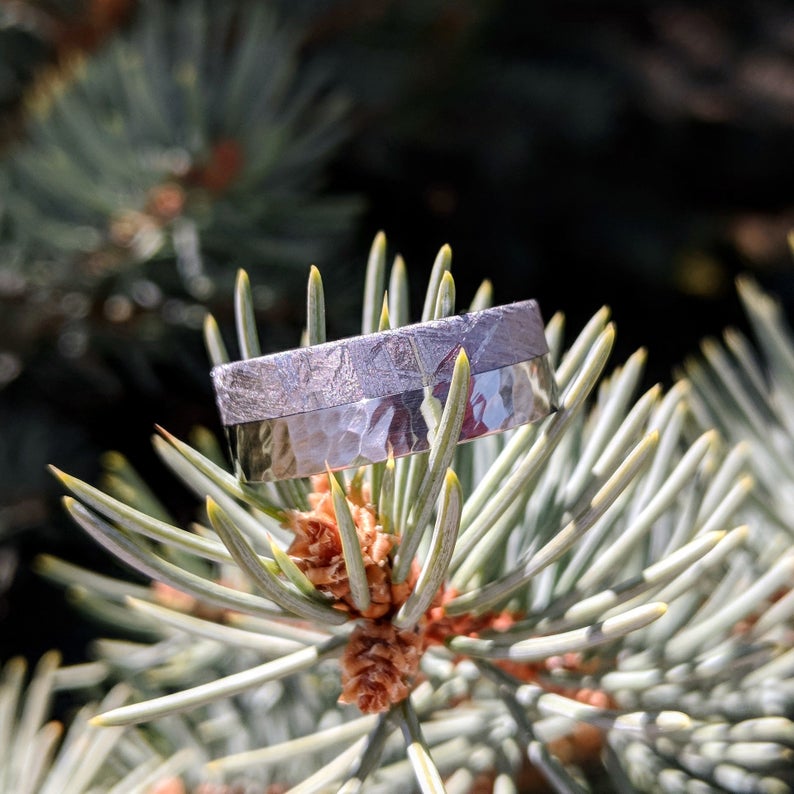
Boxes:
[212,300,558,481]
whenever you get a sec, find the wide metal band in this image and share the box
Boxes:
[226,354,557,481]
[211,300,558,481]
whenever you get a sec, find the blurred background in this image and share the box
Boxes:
[1,0,792,664]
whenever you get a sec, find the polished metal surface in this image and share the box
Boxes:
[212,300,558,481]
[211,300,548,425]
[227,354,558,481]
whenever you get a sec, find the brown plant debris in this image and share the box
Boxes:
[284,474,425,712]
[284,475,415,620]
[339,620,423,713]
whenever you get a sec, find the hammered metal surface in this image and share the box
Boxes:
[211,300,547,425]
[227,353,558,481]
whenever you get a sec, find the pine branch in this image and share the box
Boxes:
[44,236,794,792]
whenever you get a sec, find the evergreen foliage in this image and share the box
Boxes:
[37,237,794,792]
[0,3,792,791]
[0,0,359,383]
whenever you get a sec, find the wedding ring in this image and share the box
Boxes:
[212,301,558,481]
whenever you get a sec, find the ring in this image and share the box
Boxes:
[211,300,558,481]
